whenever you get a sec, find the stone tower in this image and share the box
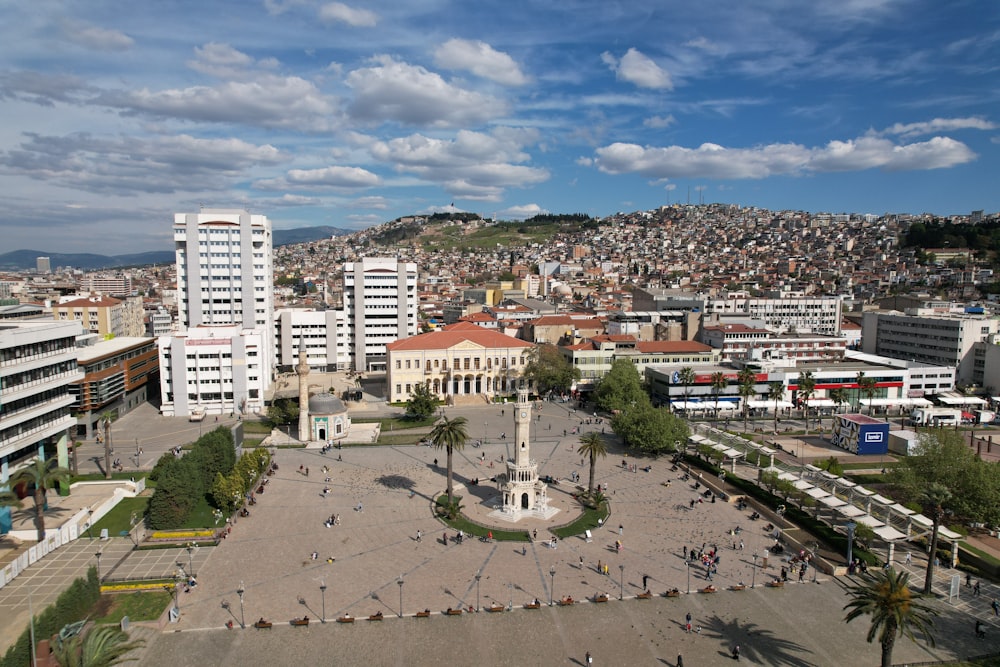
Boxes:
[494,388,557,521]
[296,341,311,442]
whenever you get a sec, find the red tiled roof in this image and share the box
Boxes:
[387,327,534,351]
[635,341,713,353]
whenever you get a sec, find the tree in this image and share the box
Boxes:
[429,416,469,509]
[52,625,146,667]
[405,383,437,420]
[768,381,784,435]
[918,483,952,595]
[612,405,688,456]
[678,367,696,410]
[523,344,580,396]
[830,388,849,415]
[593,359,648,414]
[737,367,756,433]
[854,371,868,411]
[10,456,71,542]
[100,410,116,480]
[843,567,937,667]
[577,432,608,496]
[797,371,817,432]
[858,375,879,418]
[709,371,727,421]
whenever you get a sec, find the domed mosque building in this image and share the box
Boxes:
[306,392,351,444]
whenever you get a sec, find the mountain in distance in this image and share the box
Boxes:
[0,225,352,270]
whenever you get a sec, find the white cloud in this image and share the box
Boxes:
[187,43,270,79]
[499,203,547,219]
[591,134,976,179]
[883,117,997,138]
[346,55,506,127]
[101,75,339,131]
[255,165,381,191]
[319,2,377,27]
[643,115,676,129]
[434,39,528,86]
[602,48,672,90]
[61,20,134,51]
[368,128,548,201]
[351,195,389,209]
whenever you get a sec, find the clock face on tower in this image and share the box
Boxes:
[520,411,527,418]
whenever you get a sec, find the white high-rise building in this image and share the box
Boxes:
[159,209,274,417]
[343,258,418,373]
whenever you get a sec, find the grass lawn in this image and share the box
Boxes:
[91,497,149,537]
[354,416,437,430]
[838,461,897,471]
[242,437,264,447]
[241,421,273,434]
[176,495,226,530]
[434,495,530,541]
[93,591,173,624]
[552,504,609,540]
[376,434,425,446]
[71,471,154,485]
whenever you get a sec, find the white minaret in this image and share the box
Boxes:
[494,388,557,521]
[296,342,310,442]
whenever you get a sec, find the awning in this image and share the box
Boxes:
[804,486,828,498]
[804,399,836,408]
[778,472,799,481]
[851,486,876,497]
[837,505,866,518]
[792,479,814,491]
[869,494,894,506]
[818,494,846,507]
[747,399,794,409]
[873,525,907,542]
[861,398,907,407]
[910,514,933,528]
[911,397,933,407]
[936,395,987,406]
[888,503,915,516]
[939,526,963,540]
[855,515,886,529]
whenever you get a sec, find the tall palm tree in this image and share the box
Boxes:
[737,367,756,433]
[859,375,880,419]
[11,456,72,542]
[0,490,23,520]
[678,367,695,413]
[797,371,817,432]
[768,380,784,435]
[709,371,727,421]
[52,625,146,667]
[577,432,608,496]
[100,410,116,480]
[843,567,938,667]
[830,388,849,415]
[854,371,868,411]
[919,483,952,595]
[429,415,469,505]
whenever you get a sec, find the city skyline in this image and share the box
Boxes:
[1,0,998,254]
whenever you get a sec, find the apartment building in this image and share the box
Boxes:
[274,308,348,372]
[343,257,418,373]
[70,336,159,438]
[52,295,125,337]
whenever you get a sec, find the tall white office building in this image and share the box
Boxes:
[159,209,274,417]
[343,258,418,373]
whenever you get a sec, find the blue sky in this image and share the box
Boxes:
[1,0,998,253]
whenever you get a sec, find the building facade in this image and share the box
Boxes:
[70,336,159,438]
[52,295,125,338]
[0,320,82,533]
[343,257,418,373]
[274,308,348,372]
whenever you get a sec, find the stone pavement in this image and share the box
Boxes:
[3,404,1000,665]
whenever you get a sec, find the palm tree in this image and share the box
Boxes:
[737,367,756,433]
[100,410,116,480]
[854,371,868,411]
[11,456,72,542]
[919,483,952,595]
[830,388,849,415]
[678,367,695,413]
[577,432,608,496]
[768,380,784,435]
[429,416,469,506]
[709,371,727,421]
[52,625,146,667]
[859,375,880,419]
[0,490,23,521]
[843,567,938,667]
[797,371,817,432]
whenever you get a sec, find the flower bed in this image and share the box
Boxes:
[101,581,176,593]
[149,530,214,540]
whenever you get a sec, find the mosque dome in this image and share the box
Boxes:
[308,392,347,415]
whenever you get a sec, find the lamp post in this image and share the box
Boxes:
[320,581,327,623]
[845,522,857,566]
[752,553,759,589]
[549,566,556,606]
[186,544,195,577]
[686,561,691,594]
[87,510,94,540]
[618,564,625,600]
[475,571,481,612]
[508,582,513,611]
[397,575,404,618]
[236,581,245,629]
[95,550,102,580]
[812,542,819,583]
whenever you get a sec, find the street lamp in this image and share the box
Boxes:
[475,571,482,612]
[686,561,691,594]
[95,550,102,580]
[752,553,759,589]
[549,566,556,606]
[237,581,245,629]
[618,564,625,600]
[397,575,404,618]
[812,543,819,583]
[320,581,327,623]
[186,544,195,577]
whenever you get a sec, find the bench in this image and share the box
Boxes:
[253,620,272,629]
[636,591,652,600]
[664,589,681,598]
[290,618,309,627]
[700,586,717,594]
[445,608,463,616]
[523,601,541,609]
[336,616,354,623]
[415,609,431,618]
[766,580,784,588]
[592,594,609,603]
[368,612,383,621]
[557,597,576,606]
[487,603,506,613]
[729,585,747,591]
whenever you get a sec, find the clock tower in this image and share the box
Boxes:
[494,387,557,521]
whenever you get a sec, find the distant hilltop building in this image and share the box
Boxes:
[36,256,51,274]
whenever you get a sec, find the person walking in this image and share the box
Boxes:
[416,530,421,542]
[443,532,447,546]
[677,655,683,667]
[642,574,649,589]
[619,524,624,535]
[974,580,982,596]
[585,651,592,665]
[905,551,912,565]
[991,598,999,616]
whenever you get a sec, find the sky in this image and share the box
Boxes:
[1,0,998,254]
